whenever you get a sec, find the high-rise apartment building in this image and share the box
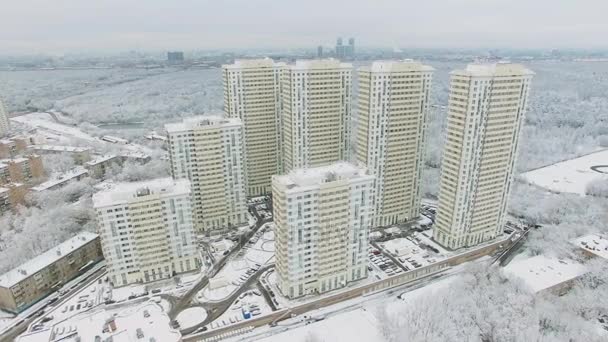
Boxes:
[0,100,9,137]
[93,178,199,287]
[273,162,374,298]
[223,58,285,196]
[356,60,433,227]
[433,63,533,249]
[165,116,248,231]
[281,59,352,172]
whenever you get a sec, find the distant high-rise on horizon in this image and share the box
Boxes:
[335,37,355,60]
[281,59,352,172]
[223,58,285,196]
[0,100,9,137]
[167,51,184,64]
[317,45,323,58]
[433,63,534,250]
[357,60,433,227]
[166,116,248,231]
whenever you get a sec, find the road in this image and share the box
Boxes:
[164,199,272,334]
[183,269,452,342]
[0,266,106,342]
[179,264,274,335]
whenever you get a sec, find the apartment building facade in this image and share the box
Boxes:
[273,162,374,298]
[93,178,199,287]
[0,136,31,159]
[356,60,433,227]
[0,100,9,137]
[166,116,248,231]
[0,183,27,215]
[0,232,102,313]
[281,59,352,172]
[433,63,534,249]
[223,58,285,196]
[0,155,44,185]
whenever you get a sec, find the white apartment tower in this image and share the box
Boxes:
[273,162,374,298]
[433,63,534,250]
[93,178,199,287]
[166,116,248,231]
[223,59,285,196]
[0,100,9,137]
[281,59,352,172]
[356,60,433,227]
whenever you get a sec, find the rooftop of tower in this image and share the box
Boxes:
[360,60,434,73]
[164,115,242,133]
[222,58,286,69]
[92,177,191,208]
[453,62,535,77]
[287,58,352,71]
[273,162,373,191]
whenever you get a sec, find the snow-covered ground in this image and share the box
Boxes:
[521,149,608,195]
[208,290,272,331]
[176,307,208,329]
[232,274,458,342]
[198,225,275,303]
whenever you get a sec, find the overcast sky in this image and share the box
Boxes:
[1,0,607,54]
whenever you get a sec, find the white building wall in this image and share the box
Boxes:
[433,63,534,250]
[273,162,373,298]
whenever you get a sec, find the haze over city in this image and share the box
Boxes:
[1,0,608,53]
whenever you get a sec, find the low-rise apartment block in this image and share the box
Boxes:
[0,155,45,185]
[31,144,92,164]
[0,137,32,159]
[273,162,374,298]
[0,232,102,313]
[0,183,27,215]
[93,178,199,287]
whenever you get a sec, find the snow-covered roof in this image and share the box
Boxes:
[17,302,181,342]
[92,177,190,208]
[502,255,587,293]
[165,115,242,134]
[31,167,89,192]
[85,154,118,166]
[360,60,434,73]
[223,58,286,69]
[287,58,352,71]
[31,145,91,153]
[573,234,608,260]
[0,232,99,288]
[273,162,373,191]
[452,62,534,77]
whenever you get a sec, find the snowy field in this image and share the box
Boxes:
[235,274,458,342]
[176,307,208,329]
[521,149,608,195]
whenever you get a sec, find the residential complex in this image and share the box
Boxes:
[223,58,285,196]
[0,100,9,137]
[281,59,352,172]
[166,116,248,231]
[273,162,374,298]
[0,232,102,313]
[356,60,433,227]
[93,178,199,287]
[433,63,534,250]
[0,155,44,185]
